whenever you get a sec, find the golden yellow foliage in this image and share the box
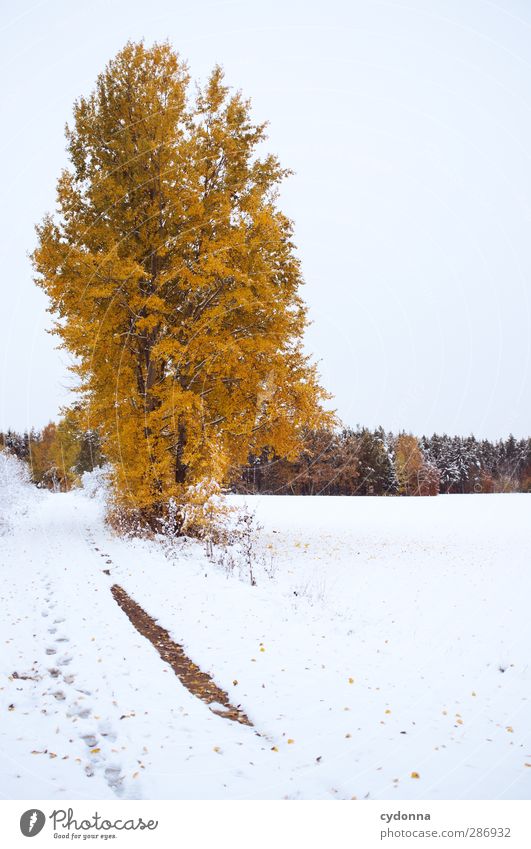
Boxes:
[33,42,331,528]
[394,434,424,496]
[29,419,79,491]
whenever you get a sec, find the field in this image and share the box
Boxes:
[1,455,530,800]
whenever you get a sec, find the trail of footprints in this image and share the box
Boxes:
[39,555,127,796]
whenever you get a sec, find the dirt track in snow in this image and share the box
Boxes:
[110,583,253,727]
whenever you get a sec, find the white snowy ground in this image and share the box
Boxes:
[0,454,530,801]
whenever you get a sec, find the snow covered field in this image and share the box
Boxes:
[1,454,530,800]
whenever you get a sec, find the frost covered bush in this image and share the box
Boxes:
[81,465,111,500]
[0,450,38,531]
[152,480,236,563]
[232,511,261,586]
[177,480,240,557]
[106,477,234,547]
[0,449,32,505]
[85,467,150,539]
[214,504,276,586]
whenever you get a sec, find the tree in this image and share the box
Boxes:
[355,427,397,495]
[0,430,29,461]
[331,428,360,495]
[394,433,439,496]
[33,42,330,528]
[394,433,422,495]
[30,422,72,492]
[74,428,104,476]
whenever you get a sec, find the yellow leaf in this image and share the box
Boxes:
[271,746,278,752]
[287,738,294,744]
[90,747,101,754]
[410,772,420,779]
[348,677,354,684]
[506,726,514,733]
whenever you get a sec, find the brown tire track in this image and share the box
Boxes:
[110,584,253,727]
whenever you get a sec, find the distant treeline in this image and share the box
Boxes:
[2,422,530,495]
[0,414,102,492]
[230,428,531,495]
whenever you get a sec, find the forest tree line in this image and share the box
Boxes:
[0,412,102,492]
[2,421,529,496]
[231,428,531,495]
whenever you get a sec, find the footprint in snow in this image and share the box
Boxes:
[98,720,117,742]
[67,703,91,719]
[57,655,72,666]
[45,648,57,656]
[104,766,125,795]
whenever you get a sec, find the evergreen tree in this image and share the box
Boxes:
[356,427,397,495]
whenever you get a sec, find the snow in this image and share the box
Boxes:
[1,457,530,800]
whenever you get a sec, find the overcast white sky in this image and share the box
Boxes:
[1,0,530,438]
